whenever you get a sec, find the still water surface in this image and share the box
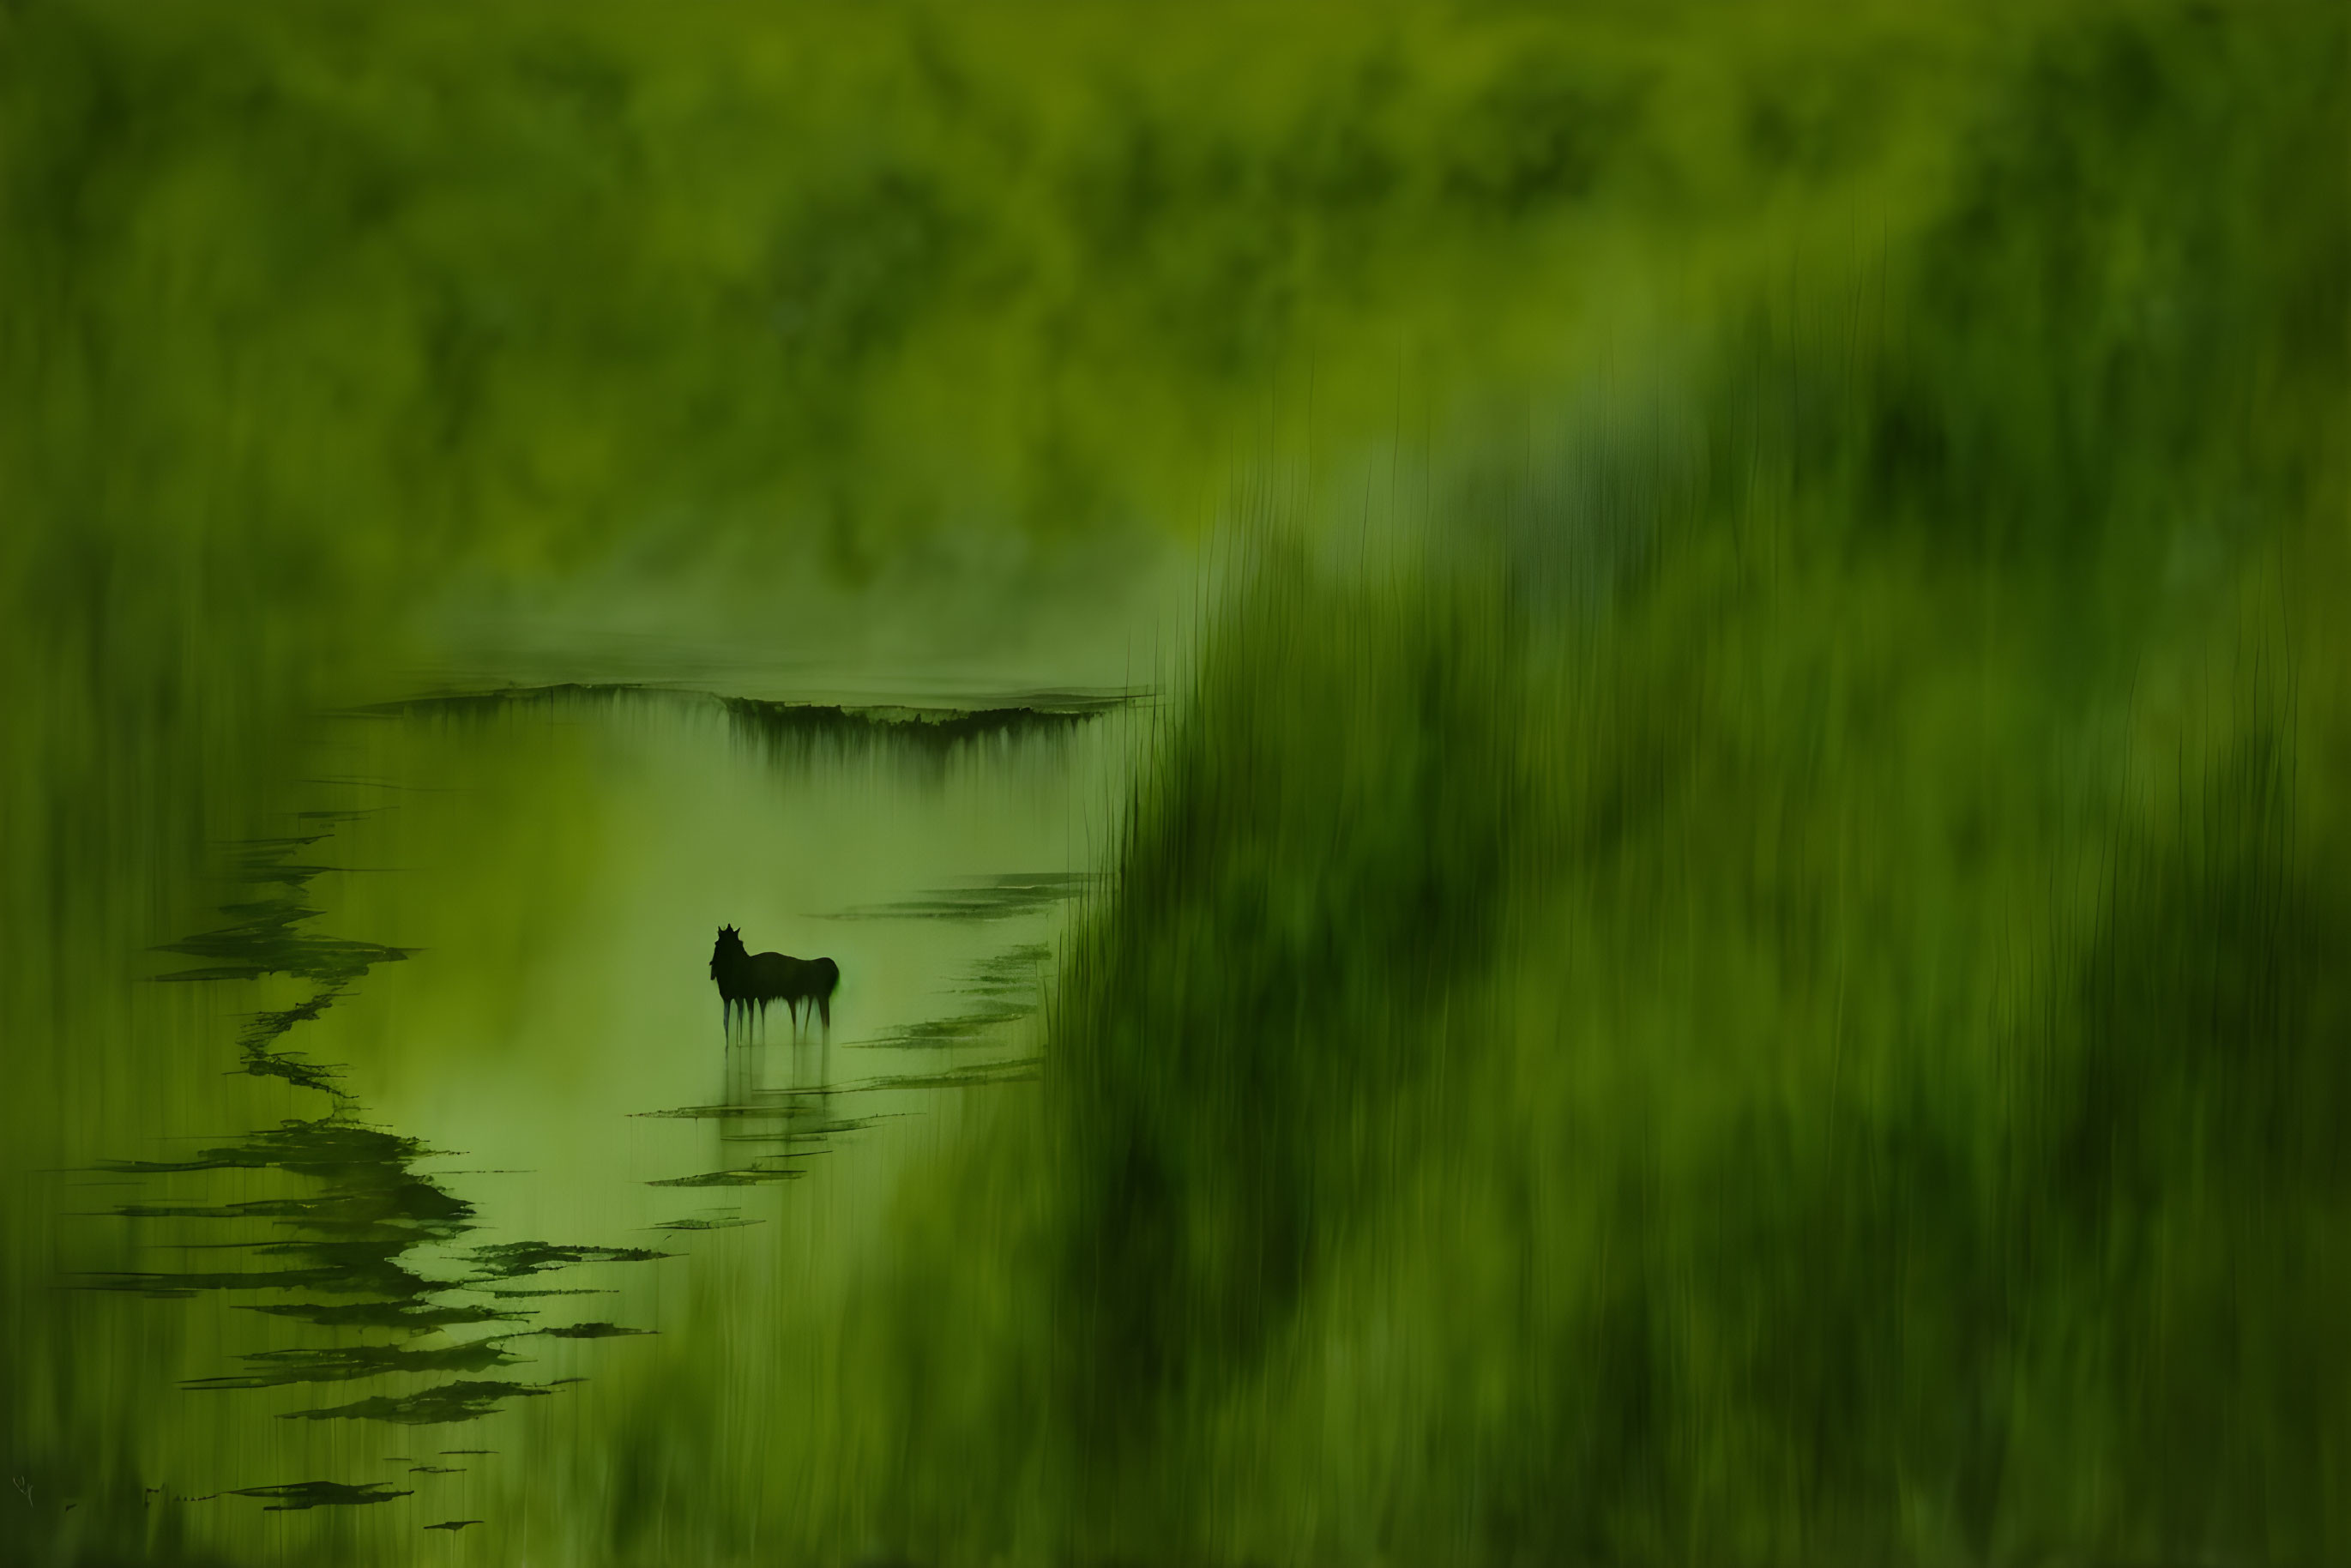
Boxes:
[41,678,1139,1560]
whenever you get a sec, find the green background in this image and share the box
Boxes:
[3,2,2346,1563]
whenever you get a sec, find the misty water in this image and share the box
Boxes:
[22,668,1143,1560]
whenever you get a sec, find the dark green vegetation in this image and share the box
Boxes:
[725,697,1134,764]
[853,10,2351,1565]
[4,1,2345,1564]
[359,682,1136,780]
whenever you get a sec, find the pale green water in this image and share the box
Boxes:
[23,686,1137,1562]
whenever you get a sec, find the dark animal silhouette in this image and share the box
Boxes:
[709,926,839,1033]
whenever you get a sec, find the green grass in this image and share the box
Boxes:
[847,9,2351,1563]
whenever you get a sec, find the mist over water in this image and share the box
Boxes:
[5,3,2347,1565]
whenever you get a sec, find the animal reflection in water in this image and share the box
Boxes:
[709,926,840,1035]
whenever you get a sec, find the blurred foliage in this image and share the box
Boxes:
[0,0,1974,951]
[4,0,2346,1564]
[856,5,2350,1565]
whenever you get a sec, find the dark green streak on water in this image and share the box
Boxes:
[227,1481,412,1512]
[825,877,1100,926]
[148,837,411,1092]
[81,818,673,1479]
